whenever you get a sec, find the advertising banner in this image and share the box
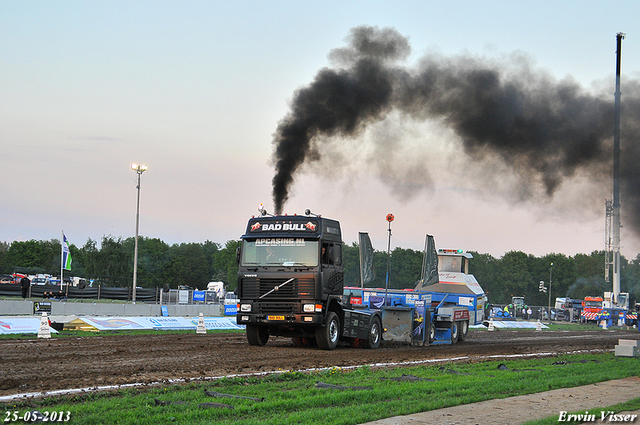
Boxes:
[34,301,52,314]
[0,317,58,334]
[0,315,244,334]
[178,290,189,304]
[75,316,244,331]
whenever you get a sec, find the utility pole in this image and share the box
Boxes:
[131,163,148,303]
[548,262,553,321]
[611,32,624,304]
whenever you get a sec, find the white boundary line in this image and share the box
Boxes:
[0,349,611,403]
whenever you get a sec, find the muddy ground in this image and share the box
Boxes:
[1,327,638,398]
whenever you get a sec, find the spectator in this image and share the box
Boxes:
[20,276,30,298]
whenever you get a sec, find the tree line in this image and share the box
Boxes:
[0,237,239,291]
[1,237,639,306]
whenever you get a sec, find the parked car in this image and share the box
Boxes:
[32,275,50,285]
[224,292,238,305]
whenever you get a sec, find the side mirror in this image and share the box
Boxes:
[236,246,241,265]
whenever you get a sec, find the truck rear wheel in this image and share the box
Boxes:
[246,325,269,346]
[457,320,469,341]
[316,311,340,350]
[361,316,381,349]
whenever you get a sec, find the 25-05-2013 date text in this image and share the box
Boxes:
[4,410,70,422]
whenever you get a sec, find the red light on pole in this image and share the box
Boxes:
[385,213,394,299]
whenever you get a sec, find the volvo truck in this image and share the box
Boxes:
[235,211,382,350]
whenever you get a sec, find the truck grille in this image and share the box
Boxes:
[256,302,296,315]
[242,277,316,299]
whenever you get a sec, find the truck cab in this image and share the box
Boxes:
[236,213,370,349]
[583,296,603,313]
[603,291,630,309]
[581,296,604,323]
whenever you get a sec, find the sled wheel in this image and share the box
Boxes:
[428,322,436,343]
[450,322,459,344]
[458,320,469,342]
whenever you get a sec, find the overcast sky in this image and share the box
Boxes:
[2,1,640,260]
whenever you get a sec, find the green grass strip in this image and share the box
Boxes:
[3,353,639,425]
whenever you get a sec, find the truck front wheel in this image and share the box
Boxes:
[361,316,382,349]
[316,311,340,350]
[246,324,269,346]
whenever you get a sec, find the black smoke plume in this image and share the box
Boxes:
[271,26,640,237]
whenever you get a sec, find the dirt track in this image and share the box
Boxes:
[1,327,638,398]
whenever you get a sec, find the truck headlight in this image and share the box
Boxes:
[240,304,252,312]
[303,304,323,312]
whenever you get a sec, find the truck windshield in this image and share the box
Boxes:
[241,239,319,267]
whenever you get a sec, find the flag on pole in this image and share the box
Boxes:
[358,232,375,286]
[62,233,72,270]
[422,235,439,286]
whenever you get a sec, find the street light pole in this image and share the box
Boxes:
[131,163,148,303]
[548,262,553,321]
